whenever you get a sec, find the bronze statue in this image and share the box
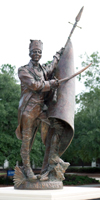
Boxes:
[14,38,74,189]
[14,7,91,189]
[15,40,62,174]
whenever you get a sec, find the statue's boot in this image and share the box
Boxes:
[21,129,37,180]
[48,134,70,171]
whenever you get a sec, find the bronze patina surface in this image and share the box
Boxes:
[14,39,70,189]
[14,7,91,190]
[41,41,75,177]
[14,6,84,190]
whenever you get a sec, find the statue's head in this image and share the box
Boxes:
[29,40,43,62]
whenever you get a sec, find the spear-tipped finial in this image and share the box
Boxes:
[76,6,84,22]
[65,6,84,47]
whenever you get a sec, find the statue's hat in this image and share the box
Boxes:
[29,40,43,51]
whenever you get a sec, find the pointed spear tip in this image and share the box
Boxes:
[81,6,84,13]
[76,6,84,22]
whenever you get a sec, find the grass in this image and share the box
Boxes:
[0,173,6,175]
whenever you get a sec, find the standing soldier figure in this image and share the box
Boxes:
[15,40,63,180]
[14,6,88,190]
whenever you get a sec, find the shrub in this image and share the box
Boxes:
[0,177,13,185]
[67,167,100,173]
[63,174,99,185]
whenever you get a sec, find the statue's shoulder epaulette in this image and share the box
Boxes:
[18,65,28,72]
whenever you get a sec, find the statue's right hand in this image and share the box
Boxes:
[49,79,59,89]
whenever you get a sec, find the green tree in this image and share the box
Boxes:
[0,64,21,168]
[75,88,100,163]
[78,51,100,90]
[0,64,45,168]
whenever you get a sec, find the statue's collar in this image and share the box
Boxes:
[28,60,42,73]
[30,60,40,67]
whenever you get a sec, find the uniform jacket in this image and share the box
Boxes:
[15,58,58,140]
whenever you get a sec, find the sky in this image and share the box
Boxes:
[0,0,100,94]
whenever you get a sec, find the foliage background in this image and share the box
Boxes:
[0,64,45,168]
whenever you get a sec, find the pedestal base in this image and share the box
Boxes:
[14,180,63,190]
[13,165,64,189]
[0,186,100,200]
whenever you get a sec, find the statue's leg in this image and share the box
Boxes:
[41,127,53,174]
[40,119,70,180]
[21,111,37,180]
[48,119,70,171]
[40,119,70,181]
[41,119,64,174]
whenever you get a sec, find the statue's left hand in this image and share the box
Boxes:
[53,48,64,61]
[57,47,65,56]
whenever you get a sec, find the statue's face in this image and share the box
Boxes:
[30,49,42,62]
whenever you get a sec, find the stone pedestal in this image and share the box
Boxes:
[0,186,100,200]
